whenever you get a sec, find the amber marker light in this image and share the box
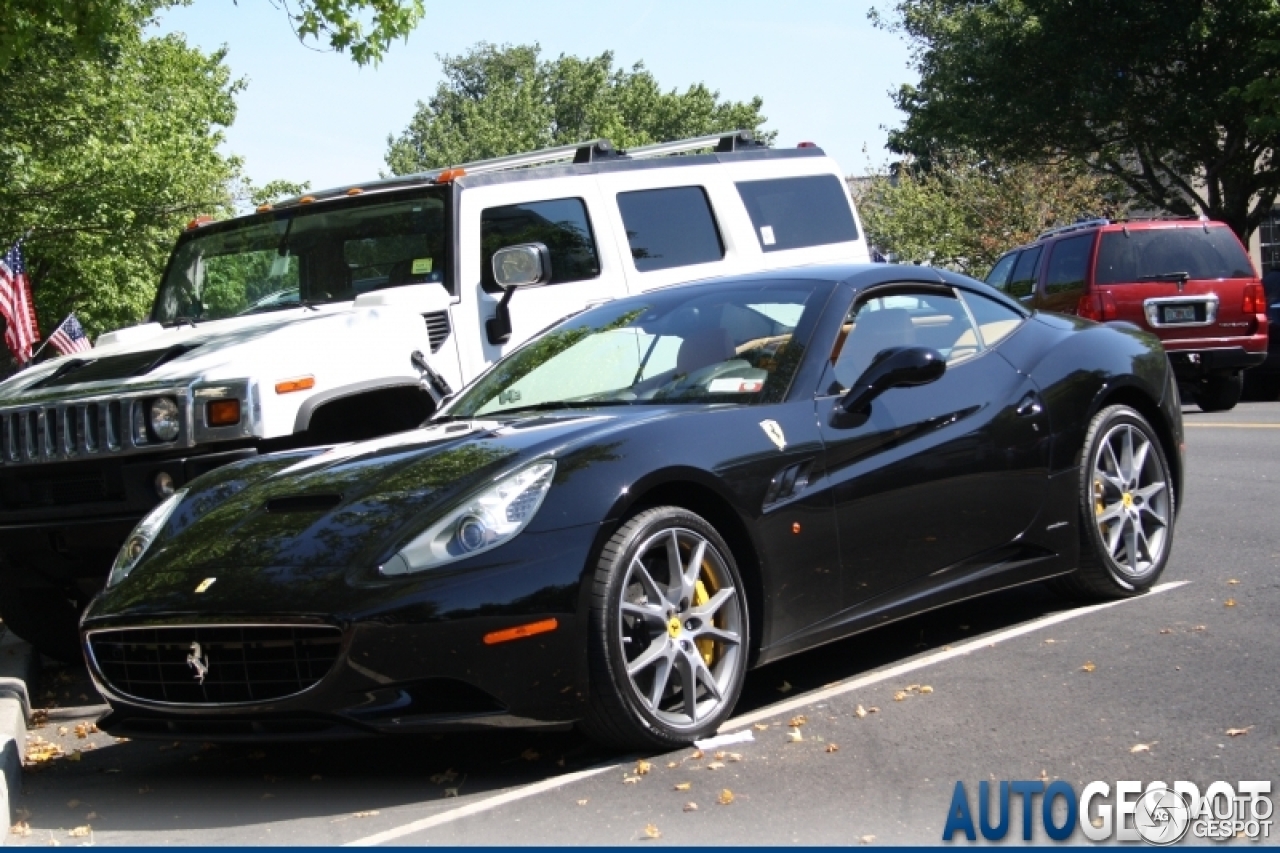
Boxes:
[255,203,272,213]
[298,195,316,204]
[274,375,315,394]
[346,187,364,196]
[483,618,559,645]
[206,399,241,427]
[435,168,467,183]
[792,522,802,534]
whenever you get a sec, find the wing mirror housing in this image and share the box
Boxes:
[832,346,946,427]
[487,243,551,345]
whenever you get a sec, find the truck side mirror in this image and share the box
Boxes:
[487,243,551,344]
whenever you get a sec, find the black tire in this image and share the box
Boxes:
[579,507,750,751]
[1194,371,1243,412]
[1053,405,1175,600]
[0,584,84,663]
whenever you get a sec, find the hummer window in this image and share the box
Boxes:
[616,186,725,272]
[152,190,450,325]
[480,198,600,293]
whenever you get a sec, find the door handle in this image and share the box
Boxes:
[1015,391,1043,418]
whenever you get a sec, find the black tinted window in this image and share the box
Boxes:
[480,198,600,292]
[986,253,1018,291]
[1096,226,1255,284]
[1044,234,1094,295]
[616,187,724,272]
[1007,246,1042,298]
[735,175,858,252]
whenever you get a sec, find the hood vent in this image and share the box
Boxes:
[266,494,343,514]
[32,344,203,389]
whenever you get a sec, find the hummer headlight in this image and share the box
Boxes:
[149,397,181,441]
[380,460,555,576]
[107,489,186,587]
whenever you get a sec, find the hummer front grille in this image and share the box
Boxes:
[0,391,192,466]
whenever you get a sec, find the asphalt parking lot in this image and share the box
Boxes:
[7,401,1279,845]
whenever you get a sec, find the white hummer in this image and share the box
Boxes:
[0,132,869,658]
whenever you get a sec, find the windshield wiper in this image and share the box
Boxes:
[481,399,638,418]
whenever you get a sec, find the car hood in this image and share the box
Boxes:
[123,409,655,582]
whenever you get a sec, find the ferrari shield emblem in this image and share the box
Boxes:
[759,419,787,450]
[194,577,216,594]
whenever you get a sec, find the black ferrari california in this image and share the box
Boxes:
[82,264,1183,749]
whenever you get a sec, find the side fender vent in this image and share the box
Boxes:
[763,459,814,508]
[424,311,451,353]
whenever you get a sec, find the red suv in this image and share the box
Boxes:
[986,218,1267,411]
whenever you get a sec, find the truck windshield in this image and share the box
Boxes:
[152,189,449,325]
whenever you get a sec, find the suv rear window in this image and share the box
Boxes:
[735,175,858,252]
[1096,226,1255,284]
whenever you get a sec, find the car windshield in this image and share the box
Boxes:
[151,189,449,325]
[443,281,826,417]
[1095,226,1255,284]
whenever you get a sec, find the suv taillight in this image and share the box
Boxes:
[1077,292,1118,321]
[1243,283,1265,314]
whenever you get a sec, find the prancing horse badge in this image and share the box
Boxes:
[759,419,787,451]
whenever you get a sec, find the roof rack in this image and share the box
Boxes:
[274,130,768,208]
[1036,218,1111,241]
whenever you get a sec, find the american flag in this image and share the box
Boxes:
[0,239,39,363]
[48,313,92,356]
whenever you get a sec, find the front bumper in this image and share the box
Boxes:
[81,523,600,741]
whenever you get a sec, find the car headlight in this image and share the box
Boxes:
[107,489,187,587]
[149,397,181,441]
[380,460,555,576]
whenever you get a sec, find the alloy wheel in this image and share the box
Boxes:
[1092,422,1171,577]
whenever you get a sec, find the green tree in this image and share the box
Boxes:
[385,43,774,174]
[0,0,424,70]
[0,26,245,340]
[854,151,1127,278]
[875,0,1280,242]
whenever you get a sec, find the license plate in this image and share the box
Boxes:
[1161,305,1198,323]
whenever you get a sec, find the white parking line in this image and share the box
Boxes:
[345,579,1189,846]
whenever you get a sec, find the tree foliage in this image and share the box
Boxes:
[385,43,774,174]
[853,151,1128,278]
[0,0,424,70]
[876,0,1280,241]
[0,25,244,341]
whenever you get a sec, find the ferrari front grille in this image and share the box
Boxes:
[89,625,342,705]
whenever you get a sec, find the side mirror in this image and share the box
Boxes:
[487,243,551,345]
[832,346,945,427]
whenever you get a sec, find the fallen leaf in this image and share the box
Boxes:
[906,684,920,692]
[1044,638,1056,644]
[1130,742,1156,753]
[777,680,792,693]
[353,811,380,818]
[683,802,698,812]
[1159,628,1173,634]
[707,761,725,770]
[1080,661,1097,673]
[854,704,868,718]
[666,761,679,768]
[893,691,908,701]
[786,728,803,743]
[643,824,661,839]
[635,760,652,775]
[58,726,69,737]
[73,724,89,739]
[788,715,807,727]
[727,752,743,762]
[1226,727,1252,737]
[718,788,735,805]
[30,709,49,726]
[1224,599,1237,607]
[520,748,540,762]
[919,685,934,694]
[825,743,840,753]
[622,775,641,785]
[1193,625,1207,632]
[577,799,588,806]
[713,750,726,760]
[752,723,769,731]
[67,827,90,838]
[674,782,692,791]
[868,706,880,713]
[690,749,704,760]
[860,835,875,845]
[10,822,31,837]
[1228,579,1240,585]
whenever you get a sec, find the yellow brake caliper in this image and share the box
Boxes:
[1094,478,1106,517]
[694,571,717,666]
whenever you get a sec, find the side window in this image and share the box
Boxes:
[1044,234,1094,296]
[735,175,858,252]
[480,198,600,293]
[616,186,724,272]
[829,290,980,391]
[1007,246,1043,299]
[959,291,1026,348]
[985,252,1018,292]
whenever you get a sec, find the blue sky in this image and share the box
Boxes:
[153,0,915,193]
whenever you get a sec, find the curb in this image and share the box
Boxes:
[0,627,36,834]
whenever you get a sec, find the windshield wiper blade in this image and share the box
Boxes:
[1135,271,1191,283]
[486,400,637,417]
